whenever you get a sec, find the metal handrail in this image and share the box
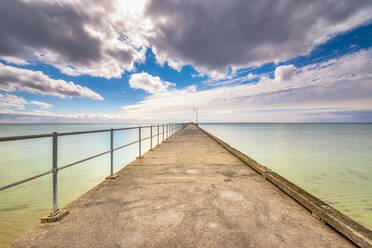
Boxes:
[0,133,53,142]
[112,140,138,152]
[0,169,54,191]
[58,129,111,136]
[0,123,187,216]
[58,149,112,171]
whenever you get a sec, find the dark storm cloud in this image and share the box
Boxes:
[145,0,372,75]
[0,0,101,64]
[1,0,371,79]
[0,0,145,78]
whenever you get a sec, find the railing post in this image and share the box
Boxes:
[157,125,159,145]
[52,132,58,215]
[163,125,165,141]
[150,126,153,150]
[41,131,69,222]
[138,126,142,157]
[110,128,113,176]
[106,128,118,180]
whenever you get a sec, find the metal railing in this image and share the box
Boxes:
[0,123,187,217]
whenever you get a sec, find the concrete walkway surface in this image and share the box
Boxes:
[9,124,354,248]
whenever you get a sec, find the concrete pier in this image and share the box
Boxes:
[9,124,355,247]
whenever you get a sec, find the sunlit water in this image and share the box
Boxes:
[0,124,177,247]
[200,123,372,230]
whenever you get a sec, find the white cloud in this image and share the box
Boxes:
[274,65,298,83]
[0,56,29,65]
[0,109,130,123]
[0,63,103,100]
[120,48,372,122]
[0,94,28,110]
[29,101,53,109]
[129,72,175,93]
[0,93,52,110]
[2,49,370,123]
[202,72,259,88]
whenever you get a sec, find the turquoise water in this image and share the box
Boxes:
[200,123,372,230]
[0,124,178,247]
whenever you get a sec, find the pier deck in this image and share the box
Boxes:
[9,124,354,247]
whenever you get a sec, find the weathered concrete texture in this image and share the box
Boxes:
[9,124,354,248]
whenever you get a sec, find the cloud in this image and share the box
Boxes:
[202,73,259,88]
[2,108,372,123]
[3,48,370,123]
[2,0,371,79]
[0,0,147,79]
[120,48,372,122]
[0,109,129,123]
[2,45,371,124]
[0,63,103,100]
[274,65,298,83]
[0,93,52,110]
[145,0,372,76]
[129,72,175,93]
[0,94,28,110]
[29,101,53,109]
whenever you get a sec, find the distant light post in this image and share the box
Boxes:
[193,106,198,125]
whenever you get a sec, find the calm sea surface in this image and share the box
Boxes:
[0,123,173,247]
[200,123,372,231]
[0,123,371,246]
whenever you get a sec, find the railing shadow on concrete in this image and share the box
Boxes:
[0,123,187,222]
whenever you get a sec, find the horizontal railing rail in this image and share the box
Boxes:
[0,123,187,218]
[0,133,53,142]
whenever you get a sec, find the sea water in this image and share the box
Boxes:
[0,123,371,246]
[200,123,372,231]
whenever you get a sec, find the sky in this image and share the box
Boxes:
[0,0,371,123]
